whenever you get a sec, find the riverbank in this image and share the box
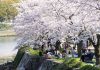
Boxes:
[0,30,16,37]
[0,55,15,65]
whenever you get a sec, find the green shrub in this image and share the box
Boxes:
[64,58,85,68]
[80,65,100,70]
[52,58,84,70]
[53,63,73,70]
[0,0,18,22]
[0,23,11,30]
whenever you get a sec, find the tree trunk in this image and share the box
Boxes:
[77,41,83,57]
[95,34,100,65]
[89,34,100,65]
[95,45,100,65]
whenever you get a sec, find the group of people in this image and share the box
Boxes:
[80,49,94,62]
[38,40,94,62]
[39,47,77,59]
[39,46,94,63]
[41,49,67,59]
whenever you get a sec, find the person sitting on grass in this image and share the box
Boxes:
[86,49,94,61]
[43,50,54,59]
[80,49,86,62]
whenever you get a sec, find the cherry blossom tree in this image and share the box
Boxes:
[13,0,100,64]
[13,0,64,51]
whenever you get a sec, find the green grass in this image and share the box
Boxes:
[27,48,39,56]
[53,57,100,70]
[64,58,86,68]
[54,58,65,63]
[80,65,100,70]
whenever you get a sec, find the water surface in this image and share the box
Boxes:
[0,36,17,57]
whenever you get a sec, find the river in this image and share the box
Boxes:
[0,36,18,57]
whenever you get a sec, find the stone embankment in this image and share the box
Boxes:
[17,52,46,70]
[16,52,63,70]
